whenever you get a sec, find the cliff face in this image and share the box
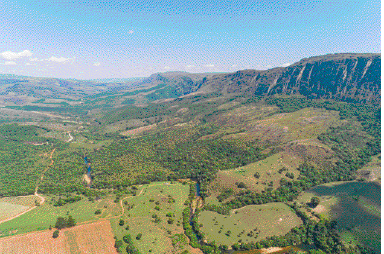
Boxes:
[199,53,381,104]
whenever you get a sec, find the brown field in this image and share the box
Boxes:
[0,220,118,254]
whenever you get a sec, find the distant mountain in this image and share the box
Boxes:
[197,53,381,104]
[0,53,380,105]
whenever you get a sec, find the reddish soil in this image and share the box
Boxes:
[0,220,118,254]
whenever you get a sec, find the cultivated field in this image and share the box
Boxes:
[0,195,40,222]
[198,203,303,246]
[0,220,117,254]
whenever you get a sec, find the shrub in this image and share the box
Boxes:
[52,230,59,238]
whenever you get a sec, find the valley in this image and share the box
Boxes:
[0,53,380,254]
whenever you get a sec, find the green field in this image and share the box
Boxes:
[110,181,190,254]
[198,202,303,246]
[0,195,121,237]
[297,181,381,252]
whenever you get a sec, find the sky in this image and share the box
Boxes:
[0,0,380,79]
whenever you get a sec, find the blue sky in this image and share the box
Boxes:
[0,0,380,79]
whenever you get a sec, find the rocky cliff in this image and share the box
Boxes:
[198,53,381,104]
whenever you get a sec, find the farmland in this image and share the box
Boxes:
[0,220,117,254]
[198,203,303,246]
[0,195,121,237]
[0,195,40,222]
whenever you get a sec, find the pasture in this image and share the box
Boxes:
[110,181,191,254]
[198,202,302,246]
[206,153,301,204]
[0,220,117,254]
[297,181,381,252]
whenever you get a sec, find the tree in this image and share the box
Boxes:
[236,182,246,188]
[55,217,67,230]
[119,219,125,226]
[67,215,76,227]
[136,233,142,240]
[254,172,260,178]
[311,197,320,207]
[52,230,59,238]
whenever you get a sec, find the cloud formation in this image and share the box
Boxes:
[204,64,215,67]
[0,50,32,60]
[281,62,291,67]
[93,62,101,67]
[128,30,134,34]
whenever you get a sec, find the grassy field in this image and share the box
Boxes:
[110,181,191,254]
[198,202,303,246]
[0,195,120,237]
[296,181,381,253]
[207,152,300,204]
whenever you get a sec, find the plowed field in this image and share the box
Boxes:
[0,220,117,254]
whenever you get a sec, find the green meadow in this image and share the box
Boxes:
[198,202,302,246]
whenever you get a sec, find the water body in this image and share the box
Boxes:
[308,181,380,252]
[196,182,201,197]
[84,156,92,178]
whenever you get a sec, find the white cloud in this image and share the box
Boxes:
[164,66,171,69]
[4,61,17,65]
[265,64,272,69]
[93,62,101,67]
[231,64,238,68]
[128,30,134,34]
[186,65,195,68]
[0,50,32,60]
[204,64,215,68]
[47,56,72,63]
[281,62,291,67]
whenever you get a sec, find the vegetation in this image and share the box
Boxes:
[54,215,76,230]
[52,230,59,238]
[0,73,380,253]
